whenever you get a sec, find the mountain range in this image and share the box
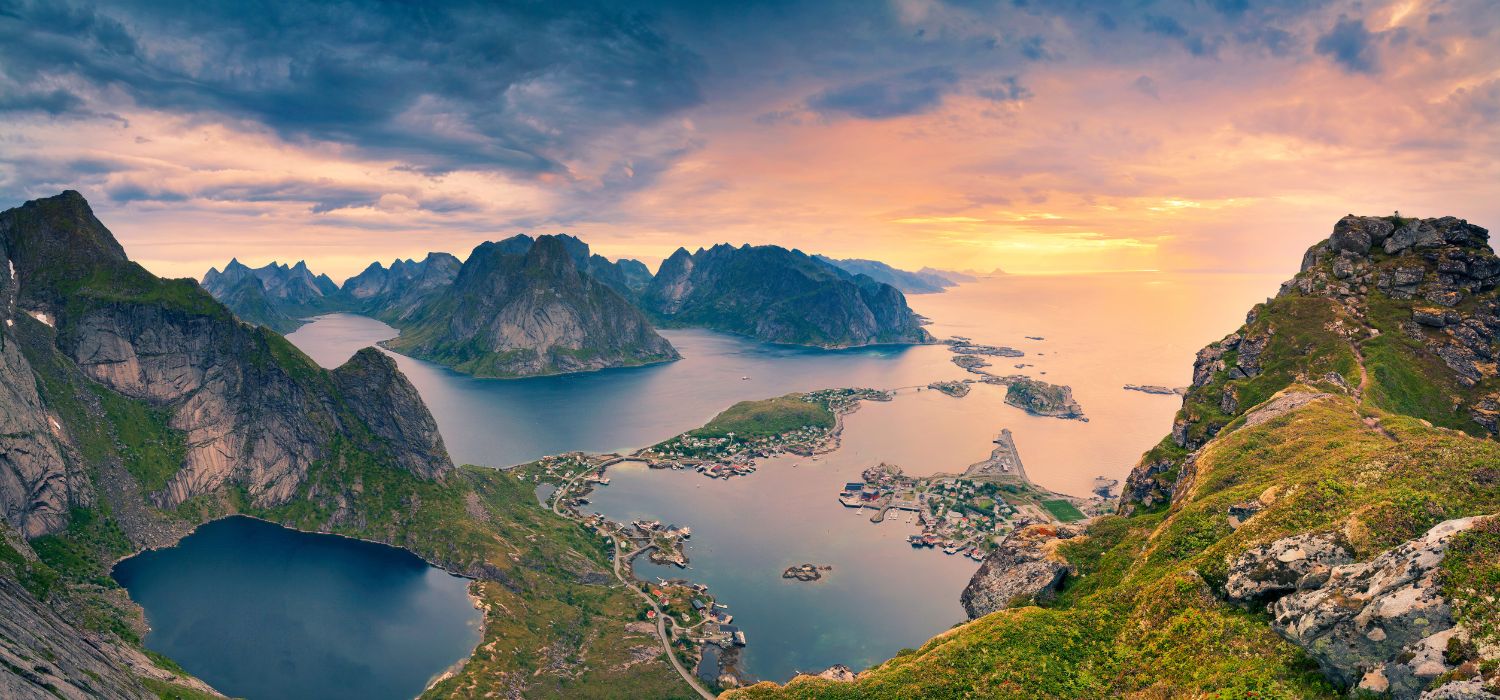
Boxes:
[2,192,1498,698]
[813,256,971,294]
[643,244,933,347]
[200,259,340,333]
[0,191,691,698]
[382,235,681,378]
[201,238,937,375]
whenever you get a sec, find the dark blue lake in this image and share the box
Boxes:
[112,516,481,700]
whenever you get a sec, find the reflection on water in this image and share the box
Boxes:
[112,516,481,700]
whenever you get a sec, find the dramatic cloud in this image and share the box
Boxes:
[1315,15,1381,73]
[809,66,961,119]
[0,0,1497,279]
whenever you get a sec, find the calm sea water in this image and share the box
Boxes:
[279,271,1286,683]
[112,517,481,700]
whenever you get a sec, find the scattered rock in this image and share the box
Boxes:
[1270,516,1492,699]
[1224,532,1353,602]
[782,563,831,582]
[815,665,857,682]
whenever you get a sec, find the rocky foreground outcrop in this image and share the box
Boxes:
[1234,517,1499,698]
[1224,531,1353,602]
[960,523,1084,619]
[1123,214,1500,513]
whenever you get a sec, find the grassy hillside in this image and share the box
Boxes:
[689,394,836,439]
[730,392,1500,699]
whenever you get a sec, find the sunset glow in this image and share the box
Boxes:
[2,0,1497,279]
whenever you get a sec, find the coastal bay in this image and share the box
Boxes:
[275,271,1288,687]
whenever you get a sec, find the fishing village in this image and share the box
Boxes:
[836,428,1110,561]
[511,370,1113,692]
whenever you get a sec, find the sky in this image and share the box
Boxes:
[1,0,1498,281]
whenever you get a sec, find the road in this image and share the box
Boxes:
[550,464,716,699]
[611,539,716,699]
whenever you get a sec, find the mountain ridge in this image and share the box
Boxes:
[383,234,681,378]
[643,243,933,347]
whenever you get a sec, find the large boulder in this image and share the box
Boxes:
[1225,531,1353,602]
[1270,516,1492,698]
[961,523,1083,619]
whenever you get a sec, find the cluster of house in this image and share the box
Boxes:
[835,469,1039,563]
[803,386,891,408]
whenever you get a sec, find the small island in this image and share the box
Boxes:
[926,380,972,398]
[1123,384,1187,396]
[948,340,1025,357]
[997,376,1087,421]
[782,564,832,582]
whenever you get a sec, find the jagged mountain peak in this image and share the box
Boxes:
[1122,212,1500,513]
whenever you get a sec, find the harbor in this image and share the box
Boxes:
[835,427,1107,561]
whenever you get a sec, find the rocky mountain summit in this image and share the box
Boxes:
[201,258,339,333]
[1,191,452,526]
[643,243,932,347]
[339,252,462,324]
[384,234,679,377]
[1124,214,1500,512]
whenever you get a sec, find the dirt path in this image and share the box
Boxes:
[1348,340,1396,441]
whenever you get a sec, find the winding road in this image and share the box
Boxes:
[550,464,716,699]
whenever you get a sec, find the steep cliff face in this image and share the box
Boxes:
[642,244,932,347]
[201,258,340,332]
[0,192,452,521]
[339,251,462,324]
[0,252,75,539]
[384,235,679,377]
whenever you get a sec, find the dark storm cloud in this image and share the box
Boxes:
[1315,15,1380,73]
[0,0,704,174]
[808,66,961,120]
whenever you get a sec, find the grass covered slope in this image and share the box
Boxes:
[689,395,836,439]
[731,392,1500,699]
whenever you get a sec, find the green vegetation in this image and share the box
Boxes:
[93,385,188,492]
[0,536,60,602]
[30,506,133,588]
[689,394,835,439]
[1039,499,1085,522]
[1441,517,1500,647]
[729,393,1500,699]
